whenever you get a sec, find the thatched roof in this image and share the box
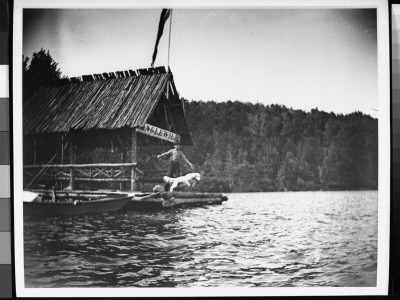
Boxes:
[23,67,191,144]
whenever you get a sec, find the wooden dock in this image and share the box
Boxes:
[24,190,228,213]
[127,191,228,210]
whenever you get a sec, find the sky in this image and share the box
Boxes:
[23,8,378,117]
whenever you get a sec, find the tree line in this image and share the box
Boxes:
[183,100,377,192]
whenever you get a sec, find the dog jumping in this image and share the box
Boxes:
[162,172,201,192]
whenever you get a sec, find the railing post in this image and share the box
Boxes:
[121,149,126,190]
[131,166,137,191]
[69,135,75,190]
[131,129,137,191]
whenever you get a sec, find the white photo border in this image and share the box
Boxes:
[13,0,390,297]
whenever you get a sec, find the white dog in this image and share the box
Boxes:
[163,173,201,192]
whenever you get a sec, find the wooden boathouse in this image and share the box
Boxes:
[23,67,193,191]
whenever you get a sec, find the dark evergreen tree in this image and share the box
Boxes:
[23,48,64,103]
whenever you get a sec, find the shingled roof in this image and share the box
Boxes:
[23,67,181,136]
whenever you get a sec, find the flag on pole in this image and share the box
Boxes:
[151,9,171,68]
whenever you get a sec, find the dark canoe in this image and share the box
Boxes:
[126,191,228,210]
[23,190,134,217]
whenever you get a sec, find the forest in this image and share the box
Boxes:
[181,100,378,192]
[23,49,378,193]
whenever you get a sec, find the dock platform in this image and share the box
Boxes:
[127,191,228,210]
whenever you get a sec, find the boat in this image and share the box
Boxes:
[126,191,228,210]
[23,190,134,217]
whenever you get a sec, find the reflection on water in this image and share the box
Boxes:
[24,191,377,287]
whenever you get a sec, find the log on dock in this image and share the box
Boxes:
[129,191,228,209]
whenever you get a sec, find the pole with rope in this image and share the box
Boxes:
[167,9,173,69]
[166,9,173,100]
[151,9,172,68]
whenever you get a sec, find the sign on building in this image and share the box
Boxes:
[137,124,180,143]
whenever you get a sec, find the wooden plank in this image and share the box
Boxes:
[170,192,224,199]
[82,75,94,82]
[28,189,132,196]
[131,193,226,204]
[171,197,223,205]
[57,177,131,182]
[131,197,162,203]
[24,162,138,168]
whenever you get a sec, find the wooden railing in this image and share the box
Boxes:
[24,163,143,191]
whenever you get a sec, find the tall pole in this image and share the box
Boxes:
[167,9,173,69]
[166,9,173,101]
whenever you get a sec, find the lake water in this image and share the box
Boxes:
[24,191,377,288]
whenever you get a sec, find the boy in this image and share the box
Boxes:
[157,141,193,190]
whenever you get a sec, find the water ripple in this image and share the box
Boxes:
[24,191,377,287]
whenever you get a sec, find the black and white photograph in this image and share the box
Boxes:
[13,0,390,297]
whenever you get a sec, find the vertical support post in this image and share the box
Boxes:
[131,166,136,192]
[69,134,75,190]
[130,129,137,191]
[166,81,169,100]
[60,135,65,190]
[164,105,172,131]
[61,134,64,165]
[120,149,126,191]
